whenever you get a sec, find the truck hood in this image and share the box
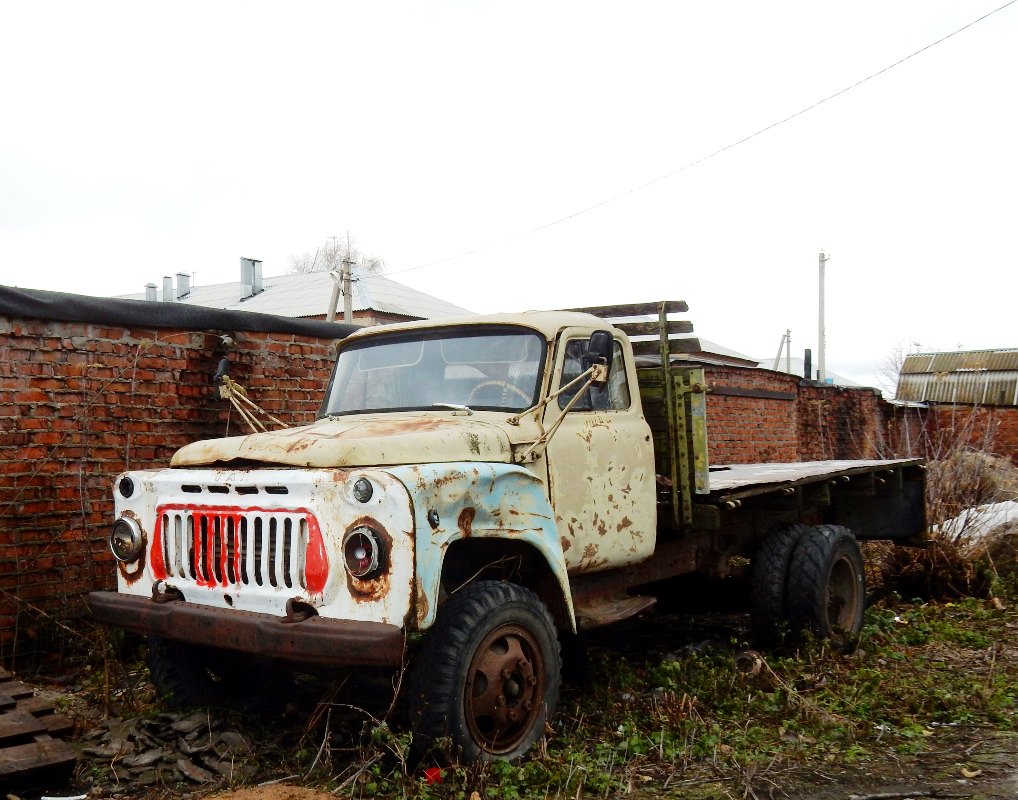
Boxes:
[170,413,514,468]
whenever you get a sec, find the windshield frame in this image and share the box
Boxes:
[318,324,548,418]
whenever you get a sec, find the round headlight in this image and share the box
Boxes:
[352,477,373,504]
[342,525,384,579]
[110,517,144,563]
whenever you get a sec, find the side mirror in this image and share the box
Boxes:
[583,330,614,386]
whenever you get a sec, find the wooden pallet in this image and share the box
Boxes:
[0,666,77,791]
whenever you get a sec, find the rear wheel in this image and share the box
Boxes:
[750,523,811,646]
[408,581,561,762]
[787,525,865,650]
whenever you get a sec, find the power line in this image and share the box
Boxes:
[387,0,1016,278]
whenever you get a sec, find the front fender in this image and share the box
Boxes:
[387,462,574,632]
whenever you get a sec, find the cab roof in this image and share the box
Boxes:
[342,309,617,343]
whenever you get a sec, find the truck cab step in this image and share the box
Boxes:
[574,595,657,630]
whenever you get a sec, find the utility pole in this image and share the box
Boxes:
[772,329,792,374]
[818,250,830,382]
[342,230,354,324]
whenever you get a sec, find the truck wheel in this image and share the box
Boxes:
[146,637,262,709]
[787,525,865,651]
[750,523,811,646]
[408,580,561,762]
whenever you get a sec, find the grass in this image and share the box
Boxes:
[250,575,1016,800]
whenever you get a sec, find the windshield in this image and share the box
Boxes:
[322,327,546,415]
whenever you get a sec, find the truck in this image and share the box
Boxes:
[89,300,926,761]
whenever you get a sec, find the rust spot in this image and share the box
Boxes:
[361,418,450,435]
[118,547,147,585]
[594,514,608,537]
[284,436,315,454]
[344,516,394,602]
[458,507,476,537]
[415,581,429,626]
[616,516,633,532]
[560,536,571,552]
[582,543,598,561]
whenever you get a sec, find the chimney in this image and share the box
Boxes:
[175,272,191,299]
[145,283,158,302]
[162,276,174,302]
[240,257,263,298]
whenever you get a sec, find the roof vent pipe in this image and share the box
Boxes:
[145,283,158,302]
[175,272,191,299]
[162,276,174,302]
[240,257,263,298]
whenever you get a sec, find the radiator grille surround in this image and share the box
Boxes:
[152,505,326,593]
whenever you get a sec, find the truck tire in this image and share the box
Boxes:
[750,523,811,646]
[408,580,561,762]
[146,637,264,709]
[787,525,865,651]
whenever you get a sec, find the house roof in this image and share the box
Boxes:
[756,355,862,388]
[121,271,473,320]
[897,348,1018,406]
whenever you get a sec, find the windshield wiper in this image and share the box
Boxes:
[432,402,473,415]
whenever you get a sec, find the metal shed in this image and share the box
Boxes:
[896,349,1018,406]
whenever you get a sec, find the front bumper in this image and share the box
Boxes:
[88,591,404,667]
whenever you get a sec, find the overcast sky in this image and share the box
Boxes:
[2,1,1015,388]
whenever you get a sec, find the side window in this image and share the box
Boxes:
[558,339,630,411]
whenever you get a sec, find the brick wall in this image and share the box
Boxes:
[702,366,799,464]
[4,294,1015,672]
[922,404,1018,466]
[0,312,344,671]
[702,366,894,465]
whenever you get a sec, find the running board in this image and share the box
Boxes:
[574,595,657,631]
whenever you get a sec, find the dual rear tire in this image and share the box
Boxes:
[751,524,865,650]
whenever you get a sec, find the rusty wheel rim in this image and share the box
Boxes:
[464,622,546,755]
[828,555,861,630]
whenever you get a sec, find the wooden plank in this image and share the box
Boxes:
[0,680,33,701]
[0,711,47,743]
[0,736,77,780]
[561,300,688,318]
[614,320,694,338]
[0,694,15,711]
[632,338,702,356]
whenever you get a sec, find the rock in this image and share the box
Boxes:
[123,747,170,768]
[175,758,218,784]
[171,712,211,735]
[217,730,252,753]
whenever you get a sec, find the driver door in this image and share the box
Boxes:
[543,328,656,574]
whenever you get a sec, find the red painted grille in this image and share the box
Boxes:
[152,505,328,593]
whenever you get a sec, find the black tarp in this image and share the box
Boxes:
[0,285,359,339]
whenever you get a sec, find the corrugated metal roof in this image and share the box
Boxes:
[119,271,473,320]
[896,349,1018,406]
[900,349,1018,374]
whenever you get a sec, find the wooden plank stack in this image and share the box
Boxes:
[0,666,77,791]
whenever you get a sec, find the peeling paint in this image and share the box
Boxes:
[458,507,476,537]
[388,462,574,632]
